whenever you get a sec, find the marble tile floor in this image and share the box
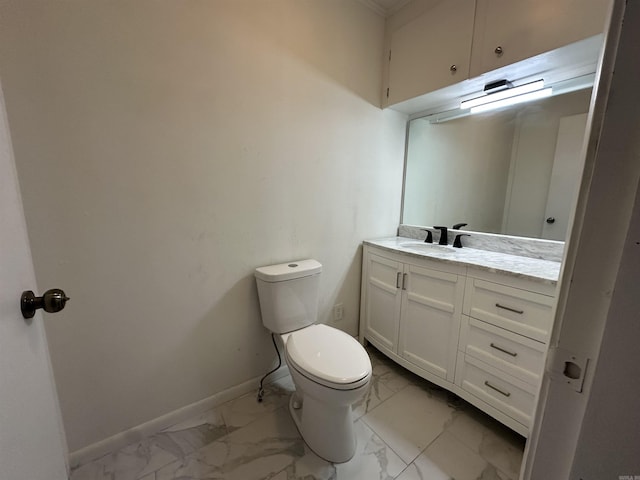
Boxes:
[70,346,525,480]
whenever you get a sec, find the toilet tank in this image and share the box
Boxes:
[255,259,322,334]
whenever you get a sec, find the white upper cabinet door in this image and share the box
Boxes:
[470,0,611,77]
[387,0,475,106]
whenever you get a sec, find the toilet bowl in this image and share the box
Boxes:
[284,324,371,463]
[255,260,372,463]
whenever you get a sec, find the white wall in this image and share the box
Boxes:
[0,0,406,452]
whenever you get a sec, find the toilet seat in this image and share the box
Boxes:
[285,324,371,391]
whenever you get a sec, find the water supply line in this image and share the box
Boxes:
[256,333,281,402]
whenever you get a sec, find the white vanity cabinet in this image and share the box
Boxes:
[455,270,555,432]
[470,0,611,77]
[361,246,465,385]
[360,242,558,437]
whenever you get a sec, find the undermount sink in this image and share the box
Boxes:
[398,242,459,254]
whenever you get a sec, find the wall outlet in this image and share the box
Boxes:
[333,303,344,321]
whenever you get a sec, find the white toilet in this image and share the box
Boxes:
[255,259,372,463]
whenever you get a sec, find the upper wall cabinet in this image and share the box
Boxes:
[384,0,610,109]
[470,0,611,77]
[387,0,475,106]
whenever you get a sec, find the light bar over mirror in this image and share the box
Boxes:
[470,88,553,114]
[425,74,594,125]
[460,79,548,111]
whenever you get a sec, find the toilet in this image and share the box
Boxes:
[255,259,372,463]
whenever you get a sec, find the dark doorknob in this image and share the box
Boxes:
[546,217,556,224]
[21,289,70,319]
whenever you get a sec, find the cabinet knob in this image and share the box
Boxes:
[450,64,457,73]
[494,45,504,57]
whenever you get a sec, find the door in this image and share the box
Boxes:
[541,113,588,241]
[0,82,68,478]
[523,0,639,477]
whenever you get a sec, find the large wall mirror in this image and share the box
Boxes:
[401,85,592,241]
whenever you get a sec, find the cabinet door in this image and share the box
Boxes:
[364,253,402,353]
[470,0,610,77]
[387,0,475,106]
[398,263,464,382]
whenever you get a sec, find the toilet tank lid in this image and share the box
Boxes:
[255,259,322,282]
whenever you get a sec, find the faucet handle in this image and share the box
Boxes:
[421,229,433,243]
[453,234,470,248]
[452,223,468,230]
[433,226,448,246]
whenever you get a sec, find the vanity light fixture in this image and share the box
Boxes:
[470,87,553,114]
[460,79,546,110]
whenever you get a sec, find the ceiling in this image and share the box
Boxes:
[357,0,412,17]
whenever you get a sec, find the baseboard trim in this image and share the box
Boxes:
[68,366,290,468]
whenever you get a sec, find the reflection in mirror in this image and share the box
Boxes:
[402,88,592,241]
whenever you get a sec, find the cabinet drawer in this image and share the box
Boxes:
[464,278,554,342]
[455,353,536,428]
[460,316,546,385]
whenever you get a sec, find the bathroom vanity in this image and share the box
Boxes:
[359,233,560,437]
[365,0,610,441]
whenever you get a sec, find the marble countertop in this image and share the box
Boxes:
[364,237,561,285]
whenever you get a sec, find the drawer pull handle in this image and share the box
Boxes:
[490,343,518,357]
[495,303,524,314]
[402,273,408,290]
[484,381,511,397]
[396,272,402,289]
